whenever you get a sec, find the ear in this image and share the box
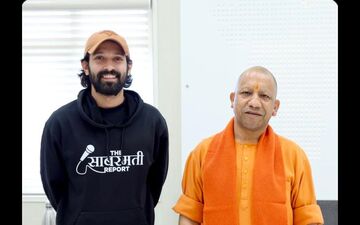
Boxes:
[272,99,280,116]
[127,60,133,75]
[230,92,235,108]
[81,60,89,75]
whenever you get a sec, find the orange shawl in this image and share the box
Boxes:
[203,118,287,225]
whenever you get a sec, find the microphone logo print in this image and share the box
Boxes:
[76,144,144,175]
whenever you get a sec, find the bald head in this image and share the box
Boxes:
[236,66,278,97]
[230,66,280,137]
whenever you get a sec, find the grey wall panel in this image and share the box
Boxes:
[318,200,338,225]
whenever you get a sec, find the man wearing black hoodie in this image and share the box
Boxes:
[40,30,169,225]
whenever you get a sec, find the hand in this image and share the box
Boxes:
[179,215,200,225]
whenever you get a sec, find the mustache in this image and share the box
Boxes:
[97,69,121,78]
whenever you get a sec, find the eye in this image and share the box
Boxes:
[113,56,124,63]
[260,94,271,100]
[94,55,104,61]
[239,91,252,96]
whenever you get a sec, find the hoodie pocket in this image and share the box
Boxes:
[75,207,148,225]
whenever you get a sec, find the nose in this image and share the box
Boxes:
[248,95,261,108]
[103,60,116,71]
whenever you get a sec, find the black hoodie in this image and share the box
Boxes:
[40,88,169,225]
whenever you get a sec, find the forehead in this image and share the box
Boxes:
[238,71,276,90]
[93,40,125,55]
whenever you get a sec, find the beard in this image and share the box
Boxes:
[88,68,126,96]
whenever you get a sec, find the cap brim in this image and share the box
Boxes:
[86,37,129,56]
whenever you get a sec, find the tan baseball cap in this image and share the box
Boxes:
[84,30,130,56]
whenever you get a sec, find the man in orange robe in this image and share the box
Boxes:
[173,66,324,225]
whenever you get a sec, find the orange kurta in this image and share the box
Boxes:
[173,135,324,225]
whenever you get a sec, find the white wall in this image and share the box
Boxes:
[22,196,47,225]
[152,0,181,224]
[180,0,337,200]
